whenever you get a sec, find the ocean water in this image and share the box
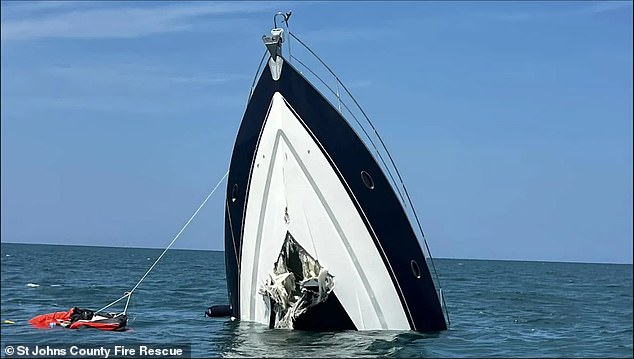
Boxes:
[1,243,632,358]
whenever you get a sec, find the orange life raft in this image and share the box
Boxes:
[29,307,127,331]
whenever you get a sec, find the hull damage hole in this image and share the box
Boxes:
[259,232,335,329]
[361,171,375,189]
[231,184,238,203]
[411,260,421,279]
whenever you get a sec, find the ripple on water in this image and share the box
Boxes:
[1,245,632,358]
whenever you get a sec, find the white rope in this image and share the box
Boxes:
[95,170,229,314]
[95,293,129,313]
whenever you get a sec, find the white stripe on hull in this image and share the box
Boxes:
[240,92,409,330]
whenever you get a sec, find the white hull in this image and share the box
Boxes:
[240,93,409,330]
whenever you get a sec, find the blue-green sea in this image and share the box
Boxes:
[1,243,632,358]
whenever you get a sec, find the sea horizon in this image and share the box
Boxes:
[1,241,632,266]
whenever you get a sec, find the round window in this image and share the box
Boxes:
[231,184,238,203]
[411,260,421,279]
[361,171,374,189]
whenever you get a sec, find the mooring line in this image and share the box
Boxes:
[95,170,229,314]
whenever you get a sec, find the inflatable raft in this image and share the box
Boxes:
[29,307,127,331]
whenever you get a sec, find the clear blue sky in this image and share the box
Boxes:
[1,1,632,264]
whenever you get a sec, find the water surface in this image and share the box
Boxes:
[1,243,632,357]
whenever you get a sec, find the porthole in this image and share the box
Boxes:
[361,171,374,189]
[231,184,238,203]
[411,260,421,279]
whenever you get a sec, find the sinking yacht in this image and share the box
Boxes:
[213,13,449,332]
